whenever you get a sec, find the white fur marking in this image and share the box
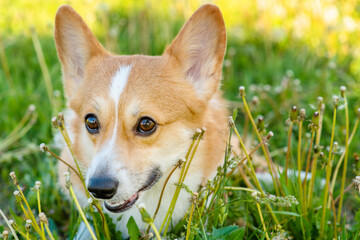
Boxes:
[110,65,132,104]
[109,65,132,146]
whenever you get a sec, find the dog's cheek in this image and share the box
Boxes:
[152,125,194,172]
[74,127,97,169]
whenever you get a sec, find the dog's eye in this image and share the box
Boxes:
[136,117,156,135]
[85,114,100,134]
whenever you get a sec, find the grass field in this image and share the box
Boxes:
[1,0,360,239]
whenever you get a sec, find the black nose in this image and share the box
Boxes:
[87,177,118,199]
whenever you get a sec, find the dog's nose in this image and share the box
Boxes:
[87,177,118,199]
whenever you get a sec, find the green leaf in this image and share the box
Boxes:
[211,225,241,239]
[269,211,300,217]
[106,213,122,240]
[227,227,245,240]
[126,216,140,240]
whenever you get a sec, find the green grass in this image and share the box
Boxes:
[1,1,360,239]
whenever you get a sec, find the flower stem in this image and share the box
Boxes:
[337,94,350,223]
[256,203,270,240]
[241,94,279,195]
[69,184,97,240]
[330,118,359,196]
[146,160,183,234]
[307,102,325,209]
[185,202,195,240]
[297,118,304,207]
[320,106,337,238]
[16,185,45,239]
[302,131,315,216]
[232,122,279,225]
[160,130,203,235]
[36,190,45,237]
[44,223,55,240]
[285,122,293,184]
[150,222,161,240]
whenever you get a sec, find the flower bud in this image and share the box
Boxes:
[333,142,339,153]
[39,212,48,224]
[51,116,58,128]
[179,157,186,165]
[25,219,32,231]
[317,97,323,110]
[340,86,346,97]
[251,96,259,106]
[32,181,41,191]
[300,108,306,120]
[354,153,359,162]
[228,116,235,128]
[286,69,294,78]
[58,112,64,121]
[9,171,18,185]
[239,86,245,97]
[354,176,360,193]
[137,204,153,223]
[28,104,36,112]
[265,131,274,141]
[312,112,320,126]
[64,172,70,187]
[2,230,9,238]
[290,106,297,122]
[39,143,48,153]
[333,96,339,108]
[14,191,22,204]
[256,115,265,133]
[314,145,319,154]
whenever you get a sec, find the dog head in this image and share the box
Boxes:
[54,4,226,213]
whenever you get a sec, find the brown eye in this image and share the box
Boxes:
[85,114,100,134]
[137,117,156,135]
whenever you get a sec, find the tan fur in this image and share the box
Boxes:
[55,4,228,236]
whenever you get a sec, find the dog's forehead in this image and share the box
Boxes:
[81,55,195,120]
[84,55,169,97]
[84,55,190,104]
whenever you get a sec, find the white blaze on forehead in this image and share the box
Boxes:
[110,65,132,103]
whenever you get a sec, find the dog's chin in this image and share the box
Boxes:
[103,167,162,213]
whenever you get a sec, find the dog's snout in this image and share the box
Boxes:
[87,177,118,199]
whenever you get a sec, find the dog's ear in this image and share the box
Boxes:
[54,5,108,99]
[164,4,226,101]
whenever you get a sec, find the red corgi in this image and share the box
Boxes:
[54,4,228,237]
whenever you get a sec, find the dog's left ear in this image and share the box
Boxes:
[164,4,226,101]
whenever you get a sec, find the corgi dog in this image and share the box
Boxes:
[55,4,228,237]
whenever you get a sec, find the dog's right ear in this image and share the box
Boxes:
[54,5,108,99]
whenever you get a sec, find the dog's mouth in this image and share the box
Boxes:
[104,168,161,213]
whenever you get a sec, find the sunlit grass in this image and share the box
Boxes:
[0,1,360,239]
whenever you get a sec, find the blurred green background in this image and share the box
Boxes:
[1,0,360,237]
